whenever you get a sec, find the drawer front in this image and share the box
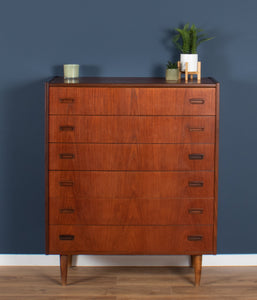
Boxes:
[49,171,214,199]
[49,144,214,171]
[49,198,213,225]
[48,87,215,115]
[49,116,215,143]
[49,225,214,254]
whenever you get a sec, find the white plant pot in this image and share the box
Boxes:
[63,64,80,78]
[180,54,198,72]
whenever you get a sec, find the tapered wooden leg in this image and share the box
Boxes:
[197,61,201,83]
[178,61,181,81]
[60,255,68,286]
[193,255,202,286]
[67,255,72,268]
[191,255,196,268]
[185,62,188,83]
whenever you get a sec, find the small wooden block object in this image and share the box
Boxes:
[178,61,201,83]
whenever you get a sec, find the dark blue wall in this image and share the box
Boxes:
[0,0,257,254]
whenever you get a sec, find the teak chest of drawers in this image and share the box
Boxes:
[45,77,219,286]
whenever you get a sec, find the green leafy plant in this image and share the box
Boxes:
[166,61,178,69]
[173,23,214,54]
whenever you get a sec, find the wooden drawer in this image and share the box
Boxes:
[48,87,215,116]
[48,116,215,143]
[49,171,214,199]
[49,143,214,171]
[48,225,214,254]
[49,198,214,225]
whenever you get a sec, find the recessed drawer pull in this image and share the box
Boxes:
[189,98,205,104]
[188,181,204,187]
[187,235,203,241]
[189,154,204,160]
[59,181,74,187]
[59,235,74,241]
[59,153,75,159]
[59,208,75,214]
[59,126,74,131]
[189,127,204,132]
[59,98,74,103]
[188,208,204,214]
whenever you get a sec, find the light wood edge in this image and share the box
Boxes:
[177,61,181,81]
[198,62,201,83]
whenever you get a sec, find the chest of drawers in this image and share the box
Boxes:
[45,77,219,286]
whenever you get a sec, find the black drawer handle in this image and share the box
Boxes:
[59,235,74,241]
[59,126,74,131]
[187,235,203,241]
[59,181,74,187]
[189,154,204,160]
[189,98,205,104]
[188,181,204,187]
[60,208,75,214]
[59,98,74,103]
[189,127,204,132]
[188,208,204,214]
[59,153,75,159]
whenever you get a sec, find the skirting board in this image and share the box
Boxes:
[0,255,257,266]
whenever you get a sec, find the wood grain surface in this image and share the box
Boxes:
[49,198,214,225]
[49,87,215,115]
[48,116,215,143]
[49,225,213,254]
[49,171,214,200]
[48,143,214,171]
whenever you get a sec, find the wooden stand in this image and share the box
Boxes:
[178,61,201,83]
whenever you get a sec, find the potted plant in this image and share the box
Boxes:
[173,23,214,72]
[165,61,179,81]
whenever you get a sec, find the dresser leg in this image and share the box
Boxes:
[68,255,72,268]
[191,255,195,268]
[193,255,202,286]
[60,255,68,286]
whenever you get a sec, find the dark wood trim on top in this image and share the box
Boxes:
[48,77,218,88]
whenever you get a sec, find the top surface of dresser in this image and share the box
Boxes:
[48,76,218,87]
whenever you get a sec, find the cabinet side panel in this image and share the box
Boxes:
[45,83,49,254]
[213,83,220,253]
